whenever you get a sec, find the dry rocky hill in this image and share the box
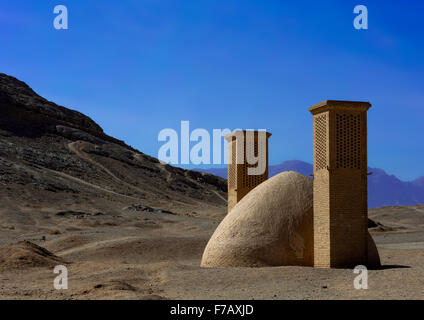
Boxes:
[0,73,227,221]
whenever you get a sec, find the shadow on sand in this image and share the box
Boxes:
[371,264,411,270]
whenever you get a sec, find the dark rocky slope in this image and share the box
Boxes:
[0,73,226,216]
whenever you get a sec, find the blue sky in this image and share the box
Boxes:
[1,0,423,180]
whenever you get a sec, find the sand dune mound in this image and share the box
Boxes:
[90,280,137,292]
[0,241,65,270]
[201,171,381,268]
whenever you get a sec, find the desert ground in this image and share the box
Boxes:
[1,201,424,300]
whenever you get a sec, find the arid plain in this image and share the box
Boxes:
[1,201,424,299]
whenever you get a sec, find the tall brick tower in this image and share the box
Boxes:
[309,100,371,268]
[225,130,271,213]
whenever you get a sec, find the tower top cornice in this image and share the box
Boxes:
[309,100,371,115]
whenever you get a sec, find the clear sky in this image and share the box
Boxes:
[1,0,423,181]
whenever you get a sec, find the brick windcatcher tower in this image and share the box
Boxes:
[225,130,272,213]
[309,100,371,268]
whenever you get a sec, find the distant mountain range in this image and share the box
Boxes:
[198,160,424,208]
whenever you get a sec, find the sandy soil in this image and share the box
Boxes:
[1,203,424,300]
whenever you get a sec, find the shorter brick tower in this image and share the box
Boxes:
[225,130,271,213]
[309,100,371,268]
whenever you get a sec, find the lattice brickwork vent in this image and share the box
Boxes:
[336,113,361,169]
[228,141,236,188]
[314,114,327,171]
[243,139,266,188]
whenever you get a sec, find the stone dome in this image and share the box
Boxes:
[201,171,380,268]
[201,171,314,267]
